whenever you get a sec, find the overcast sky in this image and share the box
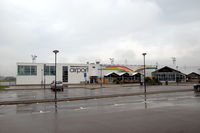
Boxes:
[0,0,200,76]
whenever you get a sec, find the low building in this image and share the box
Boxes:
[152,66,187,82]
[16,62,157,85]
[187,72,200,82]
[104,72,141,84]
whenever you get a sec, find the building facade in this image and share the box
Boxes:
[16,62,157,85]
[187,72,200,82]
[152,66,187,82]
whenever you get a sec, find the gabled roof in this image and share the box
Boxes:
[104,72,140,77]
[117,72,129,76]
[187,72,200,77]
[152,66,185,75]
[130,72,141,76]
[104,72,119,77]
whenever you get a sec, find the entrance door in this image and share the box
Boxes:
[62,66,68,82]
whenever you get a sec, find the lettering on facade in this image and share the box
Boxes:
[69,66,89,73]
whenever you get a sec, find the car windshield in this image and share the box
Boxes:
[56,81,62,84]
[52,81,62,84]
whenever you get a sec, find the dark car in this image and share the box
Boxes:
[194,84,200,92]
[50,81,64,91]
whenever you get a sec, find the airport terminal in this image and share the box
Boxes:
[16,62,157,85]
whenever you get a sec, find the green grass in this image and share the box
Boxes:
[0,80,15,82]
[0,85,9,90]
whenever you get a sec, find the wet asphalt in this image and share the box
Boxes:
[0,85,193,102]
[0,85,200,133]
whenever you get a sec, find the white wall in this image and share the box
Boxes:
[16,63,100,85]
[16,63,43,85]
[16,63,156,85]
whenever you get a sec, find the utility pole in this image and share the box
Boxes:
[109,58,114,64]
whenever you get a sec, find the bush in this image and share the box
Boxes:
[145,77,161,85]
[0,85,9,90]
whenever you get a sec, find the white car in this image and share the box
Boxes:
[50,81,64,91]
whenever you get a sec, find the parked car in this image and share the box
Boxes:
[194,84,200,93]
[50,81,64,91]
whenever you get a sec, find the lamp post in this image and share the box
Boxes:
[43,64,46,89]
[53,50,59,100]
[100,64,103,88]
[142,53,147,93]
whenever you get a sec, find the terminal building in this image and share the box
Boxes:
[16,62,157,85]
[152,66,187,82]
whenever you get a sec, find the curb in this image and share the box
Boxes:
[0,89,193,105]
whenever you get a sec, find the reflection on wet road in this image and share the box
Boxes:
[1,89,200,133]
[0,85,193,102]
[0,91,199,116]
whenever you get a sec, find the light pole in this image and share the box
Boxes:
[142,53,147,93]
[100,64,103,88]
[44,64,46,89]
[53,50,59,100]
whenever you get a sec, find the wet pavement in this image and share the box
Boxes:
[0,91,199,115]
[0,91,200,133]
[0,85,193,102]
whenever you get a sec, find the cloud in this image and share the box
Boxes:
[0,0,200,76]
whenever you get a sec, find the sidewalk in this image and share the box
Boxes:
[5,83,141,90]
[5,82,195,90]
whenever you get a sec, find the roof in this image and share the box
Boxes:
[152,66,186,75]
[104,72,140,77]
[116,72,129,76]
[187,72,200,77]
[130,72,140,76]
[104,72,118,76]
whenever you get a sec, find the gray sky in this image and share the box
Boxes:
[0,0,200,76]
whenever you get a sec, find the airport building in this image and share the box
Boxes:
[152,66,187,82]
[16,62,157,85]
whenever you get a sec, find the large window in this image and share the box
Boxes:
[18,65,37,75]
[157,73,175,81]
[44,66,55,75]
[62,66,68,82]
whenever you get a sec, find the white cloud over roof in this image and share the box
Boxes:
[0,0,200,76]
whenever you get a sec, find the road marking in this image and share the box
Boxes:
[75,107,87,111]
[113,103,125,106]
[142,101,151,104]
[32,111,50,114]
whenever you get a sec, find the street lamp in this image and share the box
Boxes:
[142,53,147,93]
[53,50,59,100]
[43,64,46,89]
[100,64,103,88]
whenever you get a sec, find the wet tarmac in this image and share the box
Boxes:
[0,85,193,102]
[0,91,198,115]
[0,85,199,133]
[0,91,200,133]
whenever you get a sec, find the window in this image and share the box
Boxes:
[18,65,37,75]
[62,66,68,82]
[44,66,55,75]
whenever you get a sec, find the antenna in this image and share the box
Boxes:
[172,57,176,67]
[109,58,114,64]
[156,62,158,69]
[176,66,179,70]
[31,55,37,63]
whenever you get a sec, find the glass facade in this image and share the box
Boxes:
[156,74,176,81]
[18,65,37,75]
[44,66,55,75]
[62,66,68,82]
